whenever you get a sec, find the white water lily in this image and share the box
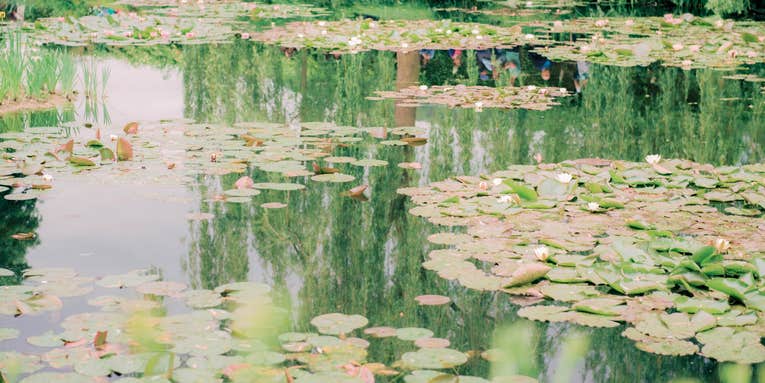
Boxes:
[524,34,535,40]
[471,28,479,35]
[713,238,731,253]
[401,42,409,48]
[348,36,362,47]
[42,173,54,182]
[419,85,428,91]
[559,88,567,93]
[476,35,483,40]
[318,21,326,26]
[321,30,327,35]
[681,60,693,68]
[446,30,452,35]
[474,101,484,112]
[497,195,513,204]
[533,246,549,261]
[625,19,635,26]
[587,202,600,211]
[109,134,118,141]
[527,85,537,91]
[492,178,503,186]
[526,1,533,6]
[478,181,489,190]
[555,173,573,184]
[645,154,661,164]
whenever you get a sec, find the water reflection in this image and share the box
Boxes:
[174,42,753,381]
[0,41,762,382]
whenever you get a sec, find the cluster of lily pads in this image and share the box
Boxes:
[369,84,569,111]
[135,1,328,22]
[29,12,235,46]
[534,15,765,69]
[0,120,427,205]
[248,19,541,53]
[0,267,530,383]
[399,157,765,362]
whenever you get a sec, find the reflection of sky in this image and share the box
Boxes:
[26,59,191,282]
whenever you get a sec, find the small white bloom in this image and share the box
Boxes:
[401,42,409,48]
[559,88,567,93]
[492,178,502,186]
[526,1,533,6]
[321,30,327,35]
[524,34,535,40]
[42,173,54,182]
[587,202,600,211]
[318,21,326,26]
[474,101,484,112]
[645,154,661,164]
[419,85,428,91]
[297,33,305,38]
[527,85,537,91]
[479,181,489,190]
[533,246,549,261]
[476,35,483,40]
[625,19,635,26]
[435,28,443,33]
[110,134,118,141]
[497,195,513,204]
[348,36,362,47]
[471,28,479,35]
[553,21,563,29]
[681,60,692,68]
[713,238,730,253]
[555,173,573,184]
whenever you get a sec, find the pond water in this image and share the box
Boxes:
[1,5,765,383]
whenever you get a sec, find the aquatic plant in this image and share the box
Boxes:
[370,84,570,111]
[400,157,765,363]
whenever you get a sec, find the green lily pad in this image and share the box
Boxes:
[397,327,435,341]
[400,348,468,369]
[311,173,355,183]
[310,313,368,335]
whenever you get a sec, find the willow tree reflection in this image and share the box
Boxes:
[179,43,748,381]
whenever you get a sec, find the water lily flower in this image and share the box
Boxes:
[150,31,158,38]
[474,101,484,112]
[527,85,537,91]
[672,43,683,51]
[185,32,195,38]
[715,20,724,28]
[594,19,609,27]
[234,176,255,190]
[401,42,409,48]
[471,29,479,35]
[123,31,133,37]
[555,173,574,184]
[712,238,730,253]
[160,30,170,38]
[533,246,549,261]
[645,154,661,164]
[210,153,218,162]
[526,1,533,6]
[42,174,54,182]
[555,173,573,184]
[727,50,737,58]
[435,28,443,33]
[318,21,326,27]
[492,178,503,186]
[321,30,327,35]
[348,36,362,47]
[478,181,489,190]
[553,21,563,29]
[446,30,452,35]
[241,32,250,39]
[587,202,600,211]
[559,88,567,93]
[419,85,428,91]
[681,60,693,68]
[524,34,535,40]
[476,35,483,40]
[747,51,757,58]
[625,19,635,26]
[497,195,513,204]
[109,134,118,141]
[540,88,548,95]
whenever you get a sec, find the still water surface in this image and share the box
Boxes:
[1,39,764,382]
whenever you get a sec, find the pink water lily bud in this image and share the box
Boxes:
[234,176,255,189]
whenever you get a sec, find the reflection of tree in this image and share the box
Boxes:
[178,43,741,381]
[0,110,69,284]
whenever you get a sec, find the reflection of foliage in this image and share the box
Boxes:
[177,42,757,381]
